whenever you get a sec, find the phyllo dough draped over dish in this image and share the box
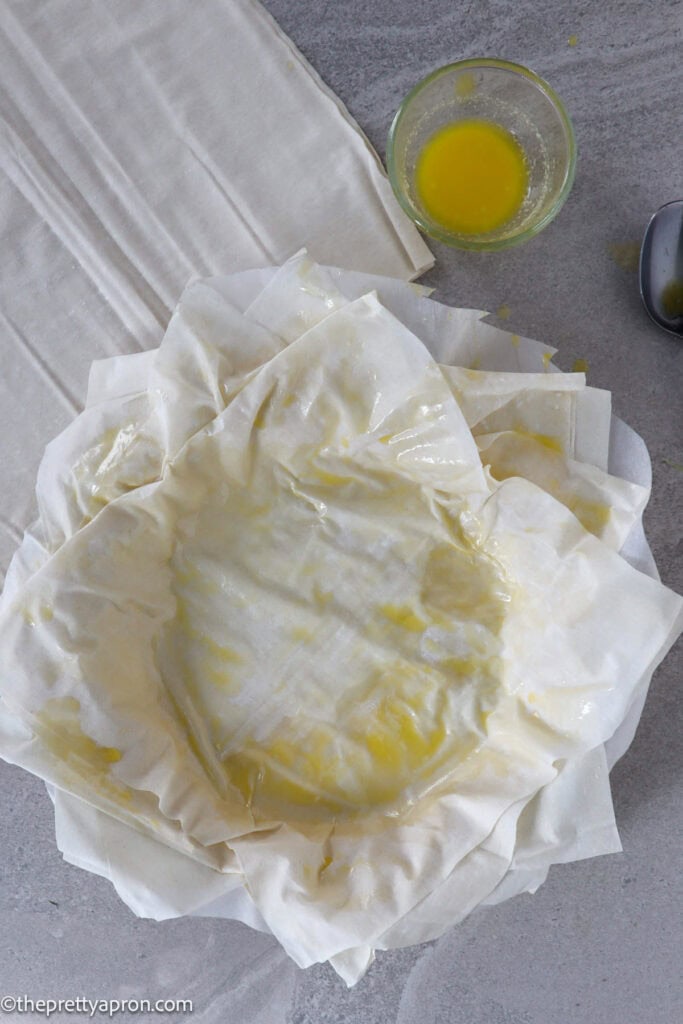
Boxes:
[1,252,680,983]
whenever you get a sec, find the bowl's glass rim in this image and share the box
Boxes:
[386,57,577,252]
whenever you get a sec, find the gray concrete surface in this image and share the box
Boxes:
[1,1,681,1022]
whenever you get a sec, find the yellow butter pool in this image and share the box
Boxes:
[415,118,528,235]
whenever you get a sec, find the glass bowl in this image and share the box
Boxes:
[387,58,577,251]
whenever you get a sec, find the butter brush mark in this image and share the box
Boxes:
[379,604,428,633]
[480,433,612,539]
[33,696,130,804]
[565,496,610,536]
[223,541,511,824]
[174,585,244,694]
[157,565,247,791]
[223,656,503,824]
[222,663,451,821]
[513,428,564,455]
[34,694,243,859]
[420,541,511,635]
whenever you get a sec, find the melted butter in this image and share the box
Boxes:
[35,698,123,766]
[416,119,528,235]
[566,496,610,535]
[309,465,351,488]
[439,655,501,735]
[174,558,220,595]
[572,358,590,374]
[496,303,511,321]
[363,685,446,779]
[515,428,564,454]
[223,662,471,821]
[607,241,640,272]
[455,71,476,99]
[291,625,314,643]
[438,655,483,678]
[160,404,520,825]
[661,279,683,318]
[34,697,129,803]
[169,580,245,711]
[201,637,243,665]
[221,531,511,823]
[379,604,428,633]
[204,666,236,691]
[483,436,611,538]
[420,542,511,634]
[542,352,553,370]
[313,584,334,607]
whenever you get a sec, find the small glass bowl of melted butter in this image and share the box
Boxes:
[387,58,576,250]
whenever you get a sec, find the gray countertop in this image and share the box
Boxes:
[1,2,681,1022]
